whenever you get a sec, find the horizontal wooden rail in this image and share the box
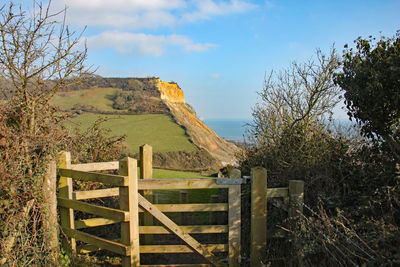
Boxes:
[58,168,128,186]
[266,187,288,198]
[57,198,129,221]
[71,161,119,172]
[75,217,228,234]
[139,244,228,253]
[62,227,129,256]
[140,225,228,234]
[75,218,120,229]
[70,160,142,172]
[138,178,232,190]
[73,188,120,200]
[77,242,227,255]
[138,203,227,213]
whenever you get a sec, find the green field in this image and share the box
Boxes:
[153,168,206,179]
[52,87,120,112]
[142,168,217,205]
[66,113,197,153]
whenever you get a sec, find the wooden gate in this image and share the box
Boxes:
[57,150,242,267]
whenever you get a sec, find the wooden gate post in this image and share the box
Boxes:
[119,157,140,267]
[228,184,241,267]
[250,167,267,267]
[288,180,304,218]
[43,158,58,263]
[57,151,76,253]
[140,144,153,244]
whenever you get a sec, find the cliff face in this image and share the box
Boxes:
[155,79,185,103]
[154,79,240,165]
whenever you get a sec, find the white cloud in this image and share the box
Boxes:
[52,0,257,29]
[52,0,182,29]
[86,31,216,56]
[62,0,186,11]
[210,73,221,78]
[183,0,257,22]
[67,9,177,29]
[49,0,256,56]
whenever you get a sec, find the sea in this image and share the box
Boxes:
[204,118,358,142]
[203,119,251,142]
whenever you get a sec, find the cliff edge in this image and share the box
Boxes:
[155,79,240,165]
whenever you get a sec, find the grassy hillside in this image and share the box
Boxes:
[66,113,197,153]
[52,78,234,169]
[51,87,120,112]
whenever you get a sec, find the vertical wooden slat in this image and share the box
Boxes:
[288,180,304,218]
[57,151,76,252]
[250,167,267,267]
[119,157,140,266]
[140,144,153,245]
[228,184,241,267]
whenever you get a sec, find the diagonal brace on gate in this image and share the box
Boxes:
[137,194,225,267]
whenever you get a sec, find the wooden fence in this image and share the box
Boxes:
[57,145,242,267]
[56,145,303,267]
[250,167,304,267]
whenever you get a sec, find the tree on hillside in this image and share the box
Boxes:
[242,48,346,189]
[334,32,400,161]
[0,1,90,264]
[0,1,89,134]
[248,48,340,148]
[239,48,367,264]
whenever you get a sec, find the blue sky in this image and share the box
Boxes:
[41,0,400,119]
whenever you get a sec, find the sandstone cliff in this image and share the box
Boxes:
[59,76,240,166]
[155,78,240,165]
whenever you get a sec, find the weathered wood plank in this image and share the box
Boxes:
[251,167,267,267]
[138,203,228,213]
[266,187,288,198]
[228,185,241,267]
[70,161,119,172]
[140,225,228,234]
[119,157,141,267]
[57,198,129,221]
[138,178,231,190]
[62,227,128,256]
[58,168,128,186]
[76,220,228,233]
[140,144,153,245]
[73,188,120,200]
[139,244,228,253]
[70,160,142,171]
[57,152,76,252]
[75,218,120,229]
[138,194,225,267]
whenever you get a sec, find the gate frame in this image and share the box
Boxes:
[57,147,242,267]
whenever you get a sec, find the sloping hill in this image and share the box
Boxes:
[155,79,239,164]
[53,76,239,166]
